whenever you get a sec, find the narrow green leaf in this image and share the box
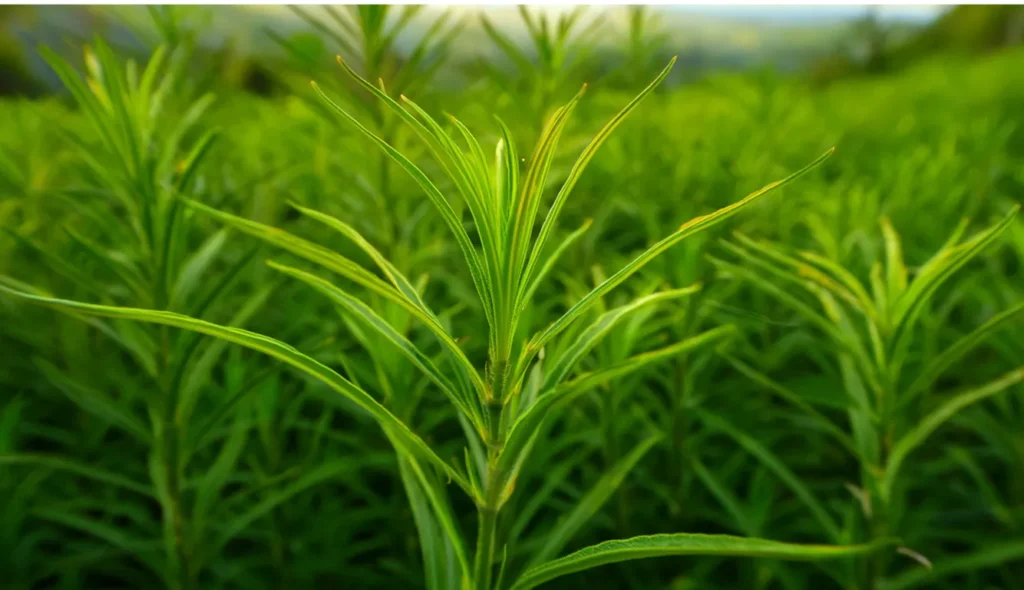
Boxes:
[64,227,148,300]
[3,229,106,300]
[797,250,875,313]
[33,359,152,443]
[267,260,483,427]
[525,148,833,375]
[690,455,757,536]
[883,368,1024,500]
[0,285,471,496]
[171,229,227,308]
[519,218,591,310]
[902,301,1024,405]
[511,533,895,590]
[0,454,152,496]
[508,87,586,304]
[34,508,164,575]
[181,198,485,398]
[479,15,534,73]
[394,450,471,585]
[174,128,218,193]
[175,284,274,427]
[891,206,1018,350]
[722,354,857,457]
[881,540,1024,590]
[499,326,736,496]
[529,433,661,567]
[540,285,700,394]
[290,203,479,402]
[880,217,907,303]
[312,78,495,329]
[697,409,842,541]
[203,456,392,566]
[708,252,841,340]
[520,58,677,315]
[399,456,452,590]
[192,412,249,540]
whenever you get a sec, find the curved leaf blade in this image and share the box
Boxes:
[0,285,471,495]
[524,148,834,367]
[511,533,896,589]
[883,368,1024,500]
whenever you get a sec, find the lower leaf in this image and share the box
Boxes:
[511,533,897,590]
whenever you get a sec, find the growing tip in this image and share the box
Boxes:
[336,55,345,65]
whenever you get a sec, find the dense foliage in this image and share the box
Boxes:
[1,7,1022,590]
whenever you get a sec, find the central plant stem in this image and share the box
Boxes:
[155,324,193,590]
[474,427,508,590]
[865,375,896,590]
[474,353,514,589]
[474,494,500,589]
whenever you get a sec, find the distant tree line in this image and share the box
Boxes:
[810,5,1024,85]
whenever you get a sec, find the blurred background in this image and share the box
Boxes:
[2,5,1023,97]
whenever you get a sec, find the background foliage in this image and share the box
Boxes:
[1,5,1022,590]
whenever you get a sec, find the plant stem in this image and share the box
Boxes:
[476,364,509,590]
[474,451,504,590]
[867,503,889,590]
[866,369,896,590]
[158,320,191,589]
[474,504,499,590]
[157,416,190,590]
[672,357,688,499]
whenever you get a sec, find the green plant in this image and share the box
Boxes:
[0,48,903,589]
[0,41,395,589]
[475,6,605,124]
[708,207,1022,588]
[4,13,1024,590]
[269,5,464,253]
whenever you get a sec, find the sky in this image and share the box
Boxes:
[665,5,945,23]
[476,5,946,24]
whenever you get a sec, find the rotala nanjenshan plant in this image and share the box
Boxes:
[2,55,897,589]
[709,209,1022,588]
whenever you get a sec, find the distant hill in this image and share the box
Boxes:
[401,6,934,73]
[2,5,942,95]
[808,5,1024,84]
[891,5,1024,58]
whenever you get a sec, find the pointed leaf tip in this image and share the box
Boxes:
[897,547,933,570]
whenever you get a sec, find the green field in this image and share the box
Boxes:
[1,7,1023,590]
